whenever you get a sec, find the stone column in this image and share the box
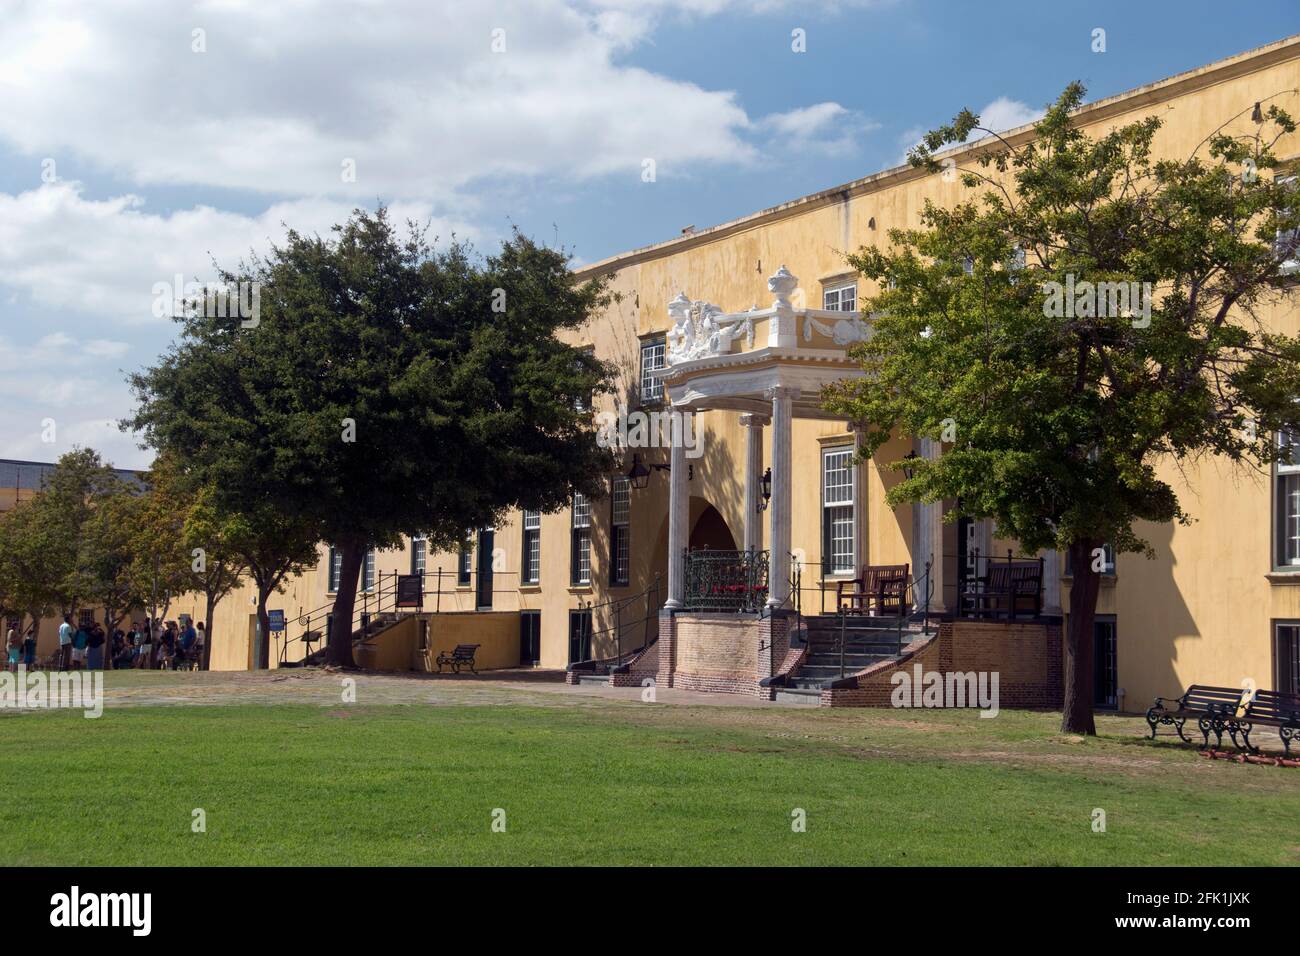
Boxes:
[664,410,692,609]
[1041,547,1063,617]
[767,387,798,608]
[740,412,768,554]
[917,437,946,614]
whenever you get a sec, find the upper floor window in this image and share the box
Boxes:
[822,445,855,575]
[639,336,666,404]
[571,492,592,586]
[610,477,631,586]
[574,347,595,412]
[410,535,426,576]
[362,548,376,592]
[522,510,541,585]
[1277,427,1300,568]
[328,545,342,593]
[1277,176,1298,276]
[823,283,857,313]
[457,533,473,586]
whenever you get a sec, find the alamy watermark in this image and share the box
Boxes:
[596,405,703,459]
[890,664,999,717]
[0,667,103,718]
[151,274,262,327]
[1042,275,1151,328]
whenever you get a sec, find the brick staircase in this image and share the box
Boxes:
[775,614,929,703]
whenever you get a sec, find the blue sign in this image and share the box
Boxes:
[268,609,286,633]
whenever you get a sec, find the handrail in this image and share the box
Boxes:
[568,574,663,675]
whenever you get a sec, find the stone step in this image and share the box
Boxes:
[577,674,610,686]
[773,687,822,705]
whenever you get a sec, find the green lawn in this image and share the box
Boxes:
[2,684,1298,865]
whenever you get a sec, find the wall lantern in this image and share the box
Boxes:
[626,453,678,490]
[756,467,772,512]
[1251,101,1264,123]
[902,450,920,480]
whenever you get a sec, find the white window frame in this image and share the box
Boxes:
[639,337,666,404]
[410,535,426,576]
[522,510,541,585]
[571,493,592,585]
[822,445,856,576]
[1277,428,1300,568]
[327,545,342,593]
[1277,176,1299,276]
[822,283,857,313]
[362,548,376,592]
[610,477,631,586]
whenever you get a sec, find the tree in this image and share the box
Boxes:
[824,83,1300,734]
[78,486,146,637]
[126,207,615,668]
[180,485,248,670]
[224,507,318,669]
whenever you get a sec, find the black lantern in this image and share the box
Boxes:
[626,453,675,490]
[756,467,772,512]
[902,450,920,480]
[1251,101,1264,123]
[627,453,653,490]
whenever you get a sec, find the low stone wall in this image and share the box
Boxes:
[655,610,791,697]
[821,620,1063,709]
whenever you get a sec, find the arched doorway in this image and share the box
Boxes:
[689,503,737,551]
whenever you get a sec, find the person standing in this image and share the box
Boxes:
[71,621,89,670]
[22,625,36,669]
[87,624,105,671]
[194,622,206,668]
[58,614,73,671]
[6,625,19,673]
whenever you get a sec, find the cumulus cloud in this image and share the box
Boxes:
[896,96,1044,164]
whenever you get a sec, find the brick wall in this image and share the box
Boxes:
[821,620,1063,709]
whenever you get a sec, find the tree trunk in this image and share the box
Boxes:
[1062,538,1101,736]
[202,592,216,671]
[255,589,272,670]
[326,539,365,668]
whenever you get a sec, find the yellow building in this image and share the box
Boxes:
[10,36,1300,714]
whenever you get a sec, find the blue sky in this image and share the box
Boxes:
[0,0,1297,469]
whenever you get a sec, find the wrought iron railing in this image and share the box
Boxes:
[683,548,769,613]
[567,574,663,676]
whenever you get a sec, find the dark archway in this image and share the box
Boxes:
[689,503,737,551]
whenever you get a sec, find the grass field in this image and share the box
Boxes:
[2,670,1298,865]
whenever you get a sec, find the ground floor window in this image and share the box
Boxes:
[1275,621,1300,695]
[327,545,342,592]
[822,445,855,575]
[610,477,630,586]
[1093,617,1118,709]
[410,535,426,575]
[362,548,376,592]
[522,511,540,584]
[457,534,472,586]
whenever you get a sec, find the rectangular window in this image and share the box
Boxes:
[571,492,592,586]
[457,534,472,586]
[610,477,630,586]
[78,609,95,628]
[639,336,666,404]
[823,283,857,313]
[1277,176,1298,275]
[569,609,593,664]
[410,535,426,576]
[574,347,594,412]
[1277,428,1300,568]
[328,545,342,593]
[522,511,541,585]
[822,445,855,575]
[362,548,376,592]
[1276,621,1300,695]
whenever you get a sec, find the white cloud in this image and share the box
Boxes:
[896,96,1043,164]
[759,102,880,156]
[0,182,469,324]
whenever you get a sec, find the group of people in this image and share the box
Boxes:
[4,615,206,672]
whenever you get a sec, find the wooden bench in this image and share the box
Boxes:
[1234,689,1300,756]
[837,564,909,616]
[960,561,1042,620]
[1146,685,1256,749]
[436,643,481,674]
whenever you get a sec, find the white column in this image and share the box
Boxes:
[740,413,768,553]
[918,437,946,613]
[767,387,798,607]
[664,410,692,609]
[1041,547,1062,617]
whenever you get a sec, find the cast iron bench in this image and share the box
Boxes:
[436,643,481,674]
[837,564,909,616]
[1146,685,1256,749]
[1235,689,1300,755]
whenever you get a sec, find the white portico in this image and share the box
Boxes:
[658,265,883,611]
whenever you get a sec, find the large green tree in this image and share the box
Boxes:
[825,84,1300,734]
[126,207,615,667]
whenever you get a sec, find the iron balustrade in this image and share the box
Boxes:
[683,548,770,613]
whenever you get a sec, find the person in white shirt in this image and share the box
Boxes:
[57,614,73,671]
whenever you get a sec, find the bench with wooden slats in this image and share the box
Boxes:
[1145,684,1252,748]
[1236,689,1300,756]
